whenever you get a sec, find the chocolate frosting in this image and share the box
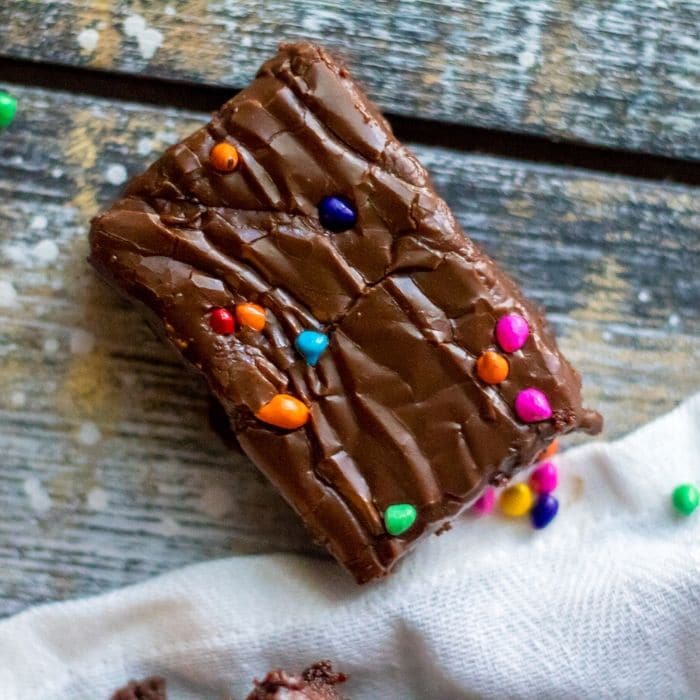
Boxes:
[89,43,602,583]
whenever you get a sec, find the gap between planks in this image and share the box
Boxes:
[1,55,699,187]
[1,0,699,161]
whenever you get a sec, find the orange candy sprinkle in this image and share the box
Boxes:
[236,303,266,331]
[475,351,509,384]
[256,394,309,430]
[210,142,239,172]
[538,439,559,462]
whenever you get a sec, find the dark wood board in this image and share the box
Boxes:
[0,1,699,159]
[0,83,698,617]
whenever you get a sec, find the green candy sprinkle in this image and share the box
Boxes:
[384,503,417,536]
[672,483,699,516]
[0,92,17,129]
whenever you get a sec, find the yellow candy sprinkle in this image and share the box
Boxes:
[500,483,534,517]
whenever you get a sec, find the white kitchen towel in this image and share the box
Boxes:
[1,394,699,700]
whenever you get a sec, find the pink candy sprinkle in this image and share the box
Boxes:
[515,388,552,423]
[471,487,496,515]
[530,461,558,494]
[495,313,529,353]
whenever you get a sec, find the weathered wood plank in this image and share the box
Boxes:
[0,84,698,617]
[1,1,699,159]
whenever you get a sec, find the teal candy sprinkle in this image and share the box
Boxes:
[295,330,329,366]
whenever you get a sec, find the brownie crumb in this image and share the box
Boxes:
[552,408,578,432]
[435,521,453,536]
[490,471,510,487]
[111,676,166,700]
[247,661,347,699]
[302,660,347,685]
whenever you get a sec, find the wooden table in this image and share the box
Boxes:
[0,1,698,619]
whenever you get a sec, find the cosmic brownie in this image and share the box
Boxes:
[89,42,602,583]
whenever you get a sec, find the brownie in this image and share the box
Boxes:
[109,662,345,700]
[247,661,347,699]
[111,676,166,700]
[89,42,602,583]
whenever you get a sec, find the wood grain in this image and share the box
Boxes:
[0,83,698,617]
[1,1,699,159]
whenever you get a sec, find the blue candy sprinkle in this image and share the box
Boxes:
[295,330,329,366]
[318,195,357,232]
[530,493,559,530]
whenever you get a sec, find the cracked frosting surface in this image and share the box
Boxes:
[89,42,602,583]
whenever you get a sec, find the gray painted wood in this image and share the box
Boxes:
[0,1,699,159]
[0,84,698,618]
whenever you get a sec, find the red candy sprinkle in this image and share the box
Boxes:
[210,308,235,335]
